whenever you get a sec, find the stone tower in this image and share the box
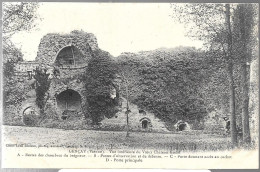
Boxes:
[35,30,98,119]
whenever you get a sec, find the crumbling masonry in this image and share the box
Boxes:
[14,30,168,132]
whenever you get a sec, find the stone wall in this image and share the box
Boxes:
[33,30,97,119]
[249,59,259,143]
[11,31,169,132]
[35,30,98,68]
[15,61,39,73]
[14,61,39,81]
[101,98,168,132]
[45,77,87,118]
[203,111,226,133]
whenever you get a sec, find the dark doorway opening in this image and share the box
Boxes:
[142,120,148,129]
[56,89,81,111]
[178,123,187,131]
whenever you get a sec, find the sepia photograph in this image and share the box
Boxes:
[1,1,259,169]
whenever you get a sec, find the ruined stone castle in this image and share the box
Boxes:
[14,30,168,132]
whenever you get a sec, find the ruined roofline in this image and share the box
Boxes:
[45,30,96,36]
[37,30,98,46]
[35,30,98,66]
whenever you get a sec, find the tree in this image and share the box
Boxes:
[3,2,39,39]
[34,68,51,115]
[3,2,39,116]
[2,2,39,74]
[171,4,239,146]
[116,53,144,136]
[232,4,258,145]
[85,50,118,125]
[171,3,258,147]
[3,2,39,60]
[3,46,24,113]
[225,4,238,146]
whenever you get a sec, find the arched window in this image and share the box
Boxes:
[55,46,84,66]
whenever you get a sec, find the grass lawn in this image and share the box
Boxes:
[3,125,232,152]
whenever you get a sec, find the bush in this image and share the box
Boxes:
[3,115,24,126]
[85,50,118,124]
[3,105,23,126]
[39,119,60,128]
[23,114,40,126]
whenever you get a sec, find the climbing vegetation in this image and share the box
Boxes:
[34,68,51,115]
[84,50,119,125]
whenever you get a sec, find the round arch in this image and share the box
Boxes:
[139,117,152,129]
[54,45,84,66]
[23,106,33,115]
[56,89,82,112]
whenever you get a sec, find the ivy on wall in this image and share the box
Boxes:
[84,50,119,125]
[34,68,51,115]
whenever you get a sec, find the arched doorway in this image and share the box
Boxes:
[142,120,148,129]
[140,117,151,130]
[22,106,40,126]
[178,123,187,131]
[56,89,81,113]
[174,120,191,131]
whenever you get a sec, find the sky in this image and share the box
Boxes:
[11,3,203,61]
